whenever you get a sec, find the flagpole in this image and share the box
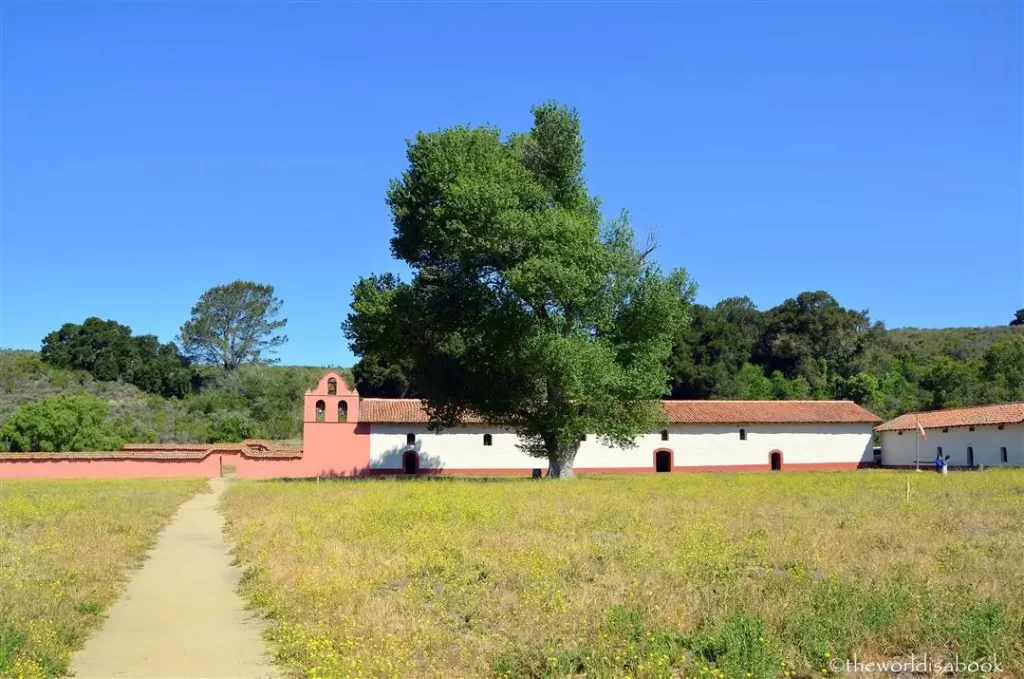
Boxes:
[914,415,924,471]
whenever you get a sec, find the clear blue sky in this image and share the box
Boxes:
[3,2,1021,367]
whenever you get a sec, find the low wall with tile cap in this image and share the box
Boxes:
[0,426,375,480]
[0,440,303,480]
[0,454,222,479]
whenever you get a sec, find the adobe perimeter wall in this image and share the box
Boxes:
[0,424,374,480]
[0,455,222,480]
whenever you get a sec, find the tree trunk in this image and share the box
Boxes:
[546,442,580,479]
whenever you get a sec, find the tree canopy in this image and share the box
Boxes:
[356,285,1024,422]
[179,281,288,371]
[40,317,194,398]
[666,293,1024,417]
[344,102,695,478]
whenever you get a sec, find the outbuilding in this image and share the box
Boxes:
[876,403,1024,468]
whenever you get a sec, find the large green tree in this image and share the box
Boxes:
[347,274,421,398]
[670,297,763,399]
[755,291,880,395]
[41,318,137,381]
[179,281,288,371]
[352,354,418,399]
[980,336,1024,402]
[920,356,980,409]
[40,317,194,398]
[344,102,695,478]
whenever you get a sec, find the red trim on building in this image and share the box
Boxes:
[365,461,865,476]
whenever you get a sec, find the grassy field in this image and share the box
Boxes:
[223,471,1024,679]
[0,478,208,678]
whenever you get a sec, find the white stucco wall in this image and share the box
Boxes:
[880,423,1024,467]
[368,423,875,471]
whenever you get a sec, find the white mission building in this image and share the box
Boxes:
[359,399,881,474]
[876,403,1024,468]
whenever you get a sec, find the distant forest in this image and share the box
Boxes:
[2,290,1022,452]
[0,281,349,451]
[354,291,1024,422]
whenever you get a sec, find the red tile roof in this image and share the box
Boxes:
[121,443,211,451]
[660,400,881,424]
[360,399,881,425]
[875,403,1024,432]
[0,440,303,462]
[360,399,486,424]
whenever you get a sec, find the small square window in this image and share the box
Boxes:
[580,434,587,442]
[483,434,492,446]
[898,431,903,436]
[969,426,975,432]
[660,429,669,441]
[942,428,949,433]
[406,433,415,445]
[739,428,747,441]
[998,424,1005,430]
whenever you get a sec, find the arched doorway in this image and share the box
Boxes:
[769,450,783,471]
[402,450,419,475]
[655,449,672,473]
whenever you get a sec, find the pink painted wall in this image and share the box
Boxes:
[0,455,221,480]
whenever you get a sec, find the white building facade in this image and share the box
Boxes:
[361,400,880,474]
[877,404,1024,468]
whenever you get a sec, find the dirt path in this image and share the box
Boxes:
[71,478,278,678]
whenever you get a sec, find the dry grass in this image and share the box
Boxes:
[0,478,208,678]
[223,471,1024,678]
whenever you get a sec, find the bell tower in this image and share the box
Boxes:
[302,372,366,475]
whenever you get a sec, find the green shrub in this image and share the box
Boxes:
[0,394,127,452]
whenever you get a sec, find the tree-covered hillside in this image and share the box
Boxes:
[3,281,1022,452]
[0,280,350,451]
[0,349,349,451]
[353,291,1024,423]
[667,298,1024,420]
[887,325,1024,359]
[3,322,1022,452]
